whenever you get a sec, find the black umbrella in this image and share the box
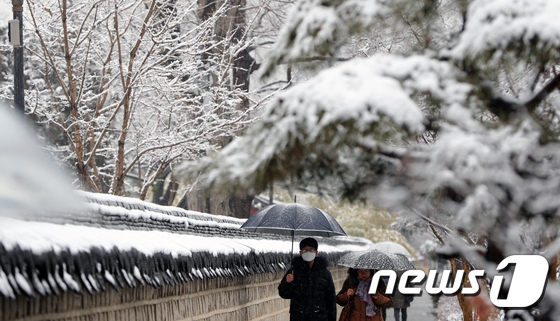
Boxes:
[240,203,347,256]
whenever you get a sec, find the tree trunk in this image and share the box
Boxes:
[191,0,255,218]
[430,225,476,321]
[449,258,473,321]
[229,195,253,218]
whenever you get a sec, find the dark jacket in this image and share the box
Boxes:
[391,287,412,309]
[278,256,337,321]
[336,276,393,321]
[392,271,412,309]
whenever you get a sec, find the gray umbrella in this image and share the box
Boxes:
[337,250,396,270]
[370,241,413,259]
[385,253,415,271]
[240,203,347,255]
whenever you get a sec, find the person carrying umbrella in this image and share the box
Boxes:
[336,268,393,321]
[278,237,337,321]
[391,271,414,321]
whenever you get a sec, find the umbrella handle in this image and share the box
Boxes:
[291,231,295,259]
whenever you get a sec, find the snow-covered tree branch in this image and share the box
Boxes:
[22,0,262,199]
[178,0,560,319]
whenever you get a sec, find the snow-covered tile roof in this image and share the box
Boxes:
[0,191,372,299]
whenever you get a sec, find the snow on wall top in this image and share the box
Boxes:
[0,105,370,300]
[0,191,371,299]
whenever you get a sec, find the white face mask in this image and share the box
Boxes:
[301,251,316,262]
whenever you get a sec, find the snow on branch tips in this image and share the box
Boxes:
[445,0,560,64]
[177,55,473,196]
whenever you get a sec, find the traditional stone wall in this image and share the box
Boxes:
[1,266,348,321]
[0,193,365,320]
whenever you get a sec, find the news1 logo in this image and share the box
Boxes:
[370,255,549,308]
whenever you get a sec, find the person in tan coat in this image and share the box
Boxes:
[336,268,393,321]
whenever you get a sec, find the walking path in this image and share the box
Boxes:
[384,291,437,321]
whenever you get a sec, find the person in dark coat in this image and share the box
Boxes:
[391,271,412,321]
[278,237,337,321]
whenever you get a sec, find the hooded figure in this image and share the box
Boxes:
[278,238,337,321]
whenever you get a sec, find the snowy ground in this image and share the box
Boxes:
[436,296,463,321]
[435,294,502,321]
